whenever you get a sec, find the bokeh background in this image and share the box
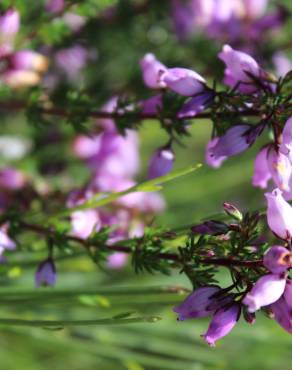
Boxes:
[0,0,292,369]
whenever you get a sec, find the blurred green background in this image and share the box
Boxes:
[0,0,292,369]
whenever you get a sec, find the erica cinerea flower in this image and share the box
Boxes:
[265,188,292,240]
[279,117,292,160]
[263,246,292,274]
[243,274,286,313]
[140,53,167,89]
[35,258,57,287]
[271,280,292,333]
[201,303,241,347]
[267,148,292,192]
[252,147,271,189]
[174,285,240,346]
[173,286,221,320]
[218,44,269,93]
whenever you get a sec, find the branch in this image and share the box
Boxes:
[18,221,263,269]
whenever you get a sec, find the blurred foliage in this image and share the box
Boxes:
[0,0,292,369]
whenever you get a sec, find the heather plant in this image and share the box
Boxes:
[0,0,292,368]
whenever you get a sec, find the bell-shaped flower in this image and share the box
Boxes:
[201,303,241,347]
[263,245,292,274]
[35,258,57,287]
[107,252,128,269]
[173,286,221,320]
[267,148,292,192]
[271,280,292,333]
[252,147,271,189]
[148,148,175,179]
[243,274,286,312]
[279,117,292,160]
[178,90,215,118]
[141,95,163,115]
[265,188,292,240]
[140,53,167,89]
[208,125,253,160]
[205,137,227,168]
[218,44,265,93]
[161,67,206,96]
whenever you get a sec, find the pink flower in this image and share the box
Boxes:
[70,210,101,239]
[243,274,286,312]
[218,44,265,93]
[252,147,271,189]
[263,246,292,274]
[279,117,292,160]
[265,188,292,240]
[0,8,20,43]
[267,148,292,192]
[0,167,26,190]
[205,137,227,168]
[161,67,206,96]
[140,53,167,89]
[45,0,65,13]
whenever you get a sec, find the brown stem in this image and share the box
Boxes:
[0,100,262,121]
[18,221,263,268]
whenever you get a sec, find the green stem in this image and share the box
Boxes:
[0,316,161,327]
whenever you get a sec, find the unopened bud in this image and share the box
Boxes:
[223,202,243,221]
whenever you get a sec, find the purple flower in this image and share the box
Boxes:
[218,44,265,93]
[252,147,271,189]
[205,137,227,168]
[273,52,292,77]
[140,53,167,89]
[271,280,292,333]
[161,67,206,96]
[201,303,241,347]
[267,148,292,192]
[148,148,175,179]
[243,274,286,313]
[178,90,215,118]
[265,188,292,240]
[263,246,292,274]
[207,125,252,160]
[279,117,292,160]
[55,45,90,81]
[173,286,221,320]
[35,258,57,287]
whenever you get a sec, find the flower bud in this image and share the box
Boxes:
[178,90,215,118]
[201,303,241,347]
[148,148,175,180]
[223,202,243,221]
[265,188,292,240]
[263,245,292,273]
[243,274,286,313]
[140,53,167,89]
[173,286,220,320]
[35,258,56,287]
[161,67,206,96]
